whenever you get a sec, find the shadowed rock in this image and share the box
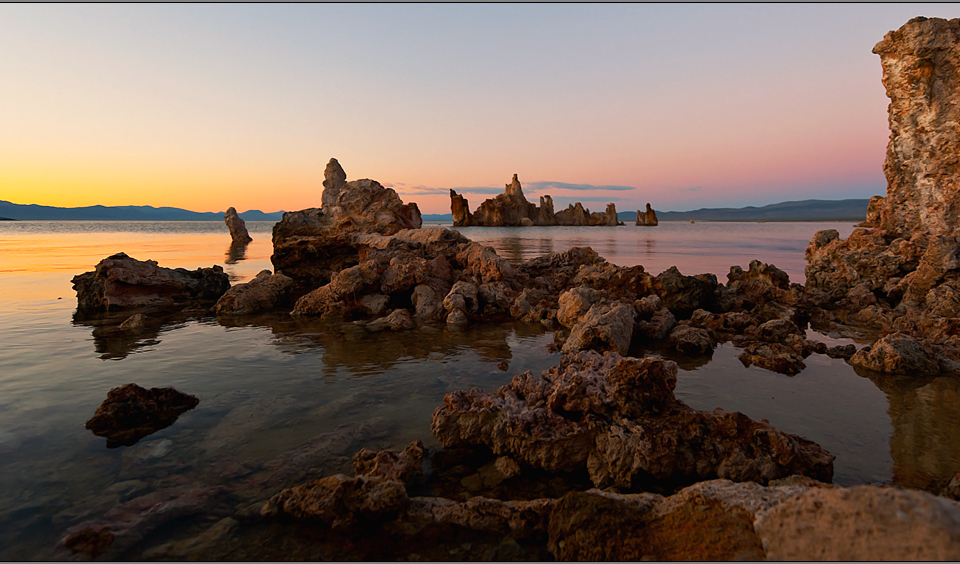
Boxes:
[85,383,199,448]
[224,206,253,245]
[636,203,659,226]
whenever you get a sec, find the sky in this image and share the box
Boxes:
[1,4,957,215]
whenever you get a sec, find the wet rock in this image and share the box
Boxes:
[353,440,425,483]
[72,252,230,313]
[443,281,479,314]
[119,313,149,332]
[849,332,939,375]
[59,485,226,559]
[431,351,834,489]
[213,270,293,316]
[738,342,807,376]
[636,203,659,226]
[825,344,858,359]
[224,206,253,245]
[446,309,469,326]
[365,309,415,332]
[562,300,636,355]
[359,293,390,316]
[667,325,714,355]
[141,517,238,560]
[755,485,960,560]
[85,384,199,448]
[261,474,408,529]
[756,318,802,343]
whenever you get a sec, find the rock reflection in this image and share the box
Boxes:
[854,367,960,492]
[225,242,249,265]
[72,310,205,360]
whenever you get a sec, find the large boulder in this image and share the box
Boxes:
[562,300,636,355]
[72,253,230,313]
[431,350,835,489]
[213,270,292,315]
[850,332,940,375]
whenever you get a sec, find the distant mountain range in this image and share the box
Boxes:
[620,198,871,223]
[0,198,871,223]
[0,200,285,221]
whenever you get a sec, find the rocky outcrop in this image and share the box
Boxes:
[448,174,623,227]
[84,384,199,448]
[871,17,960,239]
[636,203,659,226]
[213,270,293,316]
[849,332,940,375]
[803,19,960,375]
[224,207,252,245]
[431,350,835,489]
[271,159,422,295]
[72,253,230,313]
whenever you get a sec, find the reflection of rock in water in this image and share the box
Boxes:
[855,367,960,492]
[72,310,204,360]
[225,242,248,265]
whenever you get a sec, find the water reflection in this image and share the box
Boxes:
[854,367,960,492]
[225,242,249,265]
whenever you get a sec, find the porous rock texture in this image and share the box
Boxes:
[431,350,835,489]
[450,174,622,227]
[85,383,200,448]
[224,206,253,245]
[804,18,960,375]
[72,252,230,313]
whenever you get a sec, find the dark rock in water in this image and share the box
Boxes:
[431,350,835,489]
[224,206,253,245]
[825,344,858,359]
[450,189,473,227]
[636,203,659,226]
[738,341,807,376]
[668,324,715,355]
[353,440,425,483]
[72,252,229,313]
[85,383,199,447]
[261,474,409,529]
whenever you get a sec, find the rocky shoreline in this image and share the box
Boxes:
[60,16,960,561]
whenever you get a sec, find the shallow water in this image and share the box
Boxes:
[0,219,958,559]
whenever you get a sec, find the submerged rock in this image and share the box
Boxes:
[72,252,230,313]
[224,206,253,245]
[85,384,199,448]
[431,350,834,489]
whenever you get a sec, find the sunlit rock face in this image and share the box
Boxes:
[873,17,960,239]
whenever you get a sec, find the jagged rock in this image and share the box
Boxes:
[449,189,472,226]
[443,281,479,314]
[224,206,252,245]
[755,485,960,560]
[555,202,590,226]
[213,270,293,316]
[321,157,347,209]
[872,17,960,239]
[471,174,538,226]
[431,351,834,489]
[537,195,557,225]
[825,344,858,359]
[738,341,807,376]
[562,300,636,355]
[849,332,940,375]
[668,325,714,355]
[637,308,677,340]
[260,474,408,529]
[85,384,199,448]
[72,253,230,313]
[557,285,602,328]
[589,203,621,226]
[756,319,802,342]
[636,203,659,226]
[650,267,719,317]
[353,440,425,483]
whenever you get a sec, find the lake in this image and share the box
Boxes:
[1,219,958,559]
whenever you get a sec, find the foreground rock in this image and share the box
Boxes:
[72,253,230,313]
[85,384,199,448]
[451,174,623,227]
[431,351,834,489]
[224,206,253,245]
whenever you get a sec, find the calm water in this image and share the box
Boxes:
[1,220,958,559]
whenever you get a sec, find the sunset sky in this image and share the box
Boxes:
[1,4,957,215]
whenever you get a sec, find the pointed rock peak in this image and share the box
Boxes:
[322,158,348,209]
[505,173,525,200]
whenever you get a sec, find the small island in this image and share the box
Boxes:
[450,174,624,226]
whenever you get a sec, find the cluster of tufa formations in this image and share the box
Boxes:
[63,17,960,561]
[450,174,623,226]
